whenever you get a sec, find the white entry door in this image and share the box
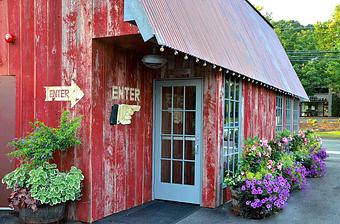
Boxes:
[154,79,202,204]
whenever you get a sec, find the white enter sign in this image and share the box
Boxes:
[112,86,140,102]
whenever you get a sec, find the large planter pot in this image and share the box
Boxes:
[230,189,241,216]
[19,203,65,224]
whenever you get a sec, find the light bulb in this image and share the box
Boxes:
[160,46,165,52]
[184,54,188,60]
[174,50,178,55]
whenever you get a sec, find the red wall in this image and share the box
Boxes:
[243,82,277,140]
[91,40,155,220]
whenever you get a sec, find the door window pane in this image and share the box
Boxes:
[161,139,171,158]
[184,162,195,185]
[173,140,183,159]
[172,161,182,184]
[185,141,195,160]
[174,87,184,109]
[162,112,172,134]
[185,86,196,110]
[162,87,172,110]
[185,112,196,135]
[173,111,183,134]
[161,160,170,183]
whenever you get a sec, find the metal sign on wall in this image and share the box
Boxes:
[44,80,84,108]
[110,86,141,125]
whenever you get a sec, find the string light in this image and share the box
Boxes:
[213,64,216,69]
[160,46,165,52]
[243,77,245,80]
[184,54,188,60]
[219,67,222,72]
[203,61,207,67]
[226,70,229,74]
[196,58,200,63]
[232,72,235,76]
[248,78,251,82]
[174,50,179,55]
[238,75,241,78]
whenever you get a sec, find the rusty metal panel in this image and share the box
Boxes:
[135,0,308,99]
[0,76,16,207]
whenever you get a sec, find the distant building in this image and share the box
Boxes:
[301,89,333,117]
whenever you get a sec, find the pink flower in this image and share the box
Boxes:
[282,137,288,145]
[268,160,273,165]
[257,151,262,157]
[277,163,282,170]
[261,139,268,147]
[251,145,256,151]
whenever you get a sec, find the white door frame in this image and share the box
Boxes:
[152,79,203,205]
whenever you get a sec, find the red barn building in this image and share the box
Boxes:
[0,0,308,222]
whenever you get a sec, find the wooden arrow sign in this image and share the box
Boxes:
[44,81,84,108]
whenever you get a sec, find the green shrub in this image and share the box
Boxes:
[9,111,82,165]
[28,163,84,206]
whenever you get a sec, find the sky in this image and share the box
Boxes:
[248,0,339,25]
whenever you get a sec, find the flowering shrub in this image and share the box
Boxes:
[240,137,275,180]
[316,147,329,160]
[282,162,307,190]
[228,130,327,219]
[239,174,291,219]
[304,154,327,178]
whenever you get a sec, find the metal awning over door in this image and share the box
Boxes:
[124,0,308,100]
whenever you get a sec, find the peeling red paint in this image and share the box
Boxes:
[4,0,286,222]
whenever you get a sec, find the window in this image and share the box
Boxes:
[276,95,284,131]
[293,99,300,131]
[285,98,292,131]
[223,76,242,186]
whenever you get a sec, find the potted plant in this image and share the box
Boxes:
[1,111,84,224]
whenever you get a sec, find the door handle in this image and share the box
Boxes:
[195,142,199,154]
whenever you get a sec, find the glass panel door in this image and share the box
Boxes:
[154,79,202,204]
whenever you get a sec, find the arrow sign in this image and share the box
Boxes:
[44,81,84,108]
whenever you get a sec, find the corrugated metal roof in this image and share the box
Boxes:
[129,0,308,99]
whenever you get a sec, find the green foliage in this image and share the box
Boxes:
[240,137,274,180]
[9,111,82,164]
[2,164,31,190]
[1,110,84,210]
[332,94,340,116]
[259,5,340,95]
[278,153,295,170]
[28,163,84,206]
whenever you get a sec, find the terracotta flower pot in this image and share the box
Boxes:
[19,203,65,224]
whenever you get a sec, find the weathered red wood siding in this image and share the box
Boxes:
[243,82,277,140]
[91,40,155,220]
[3,0,92,221]
[93,0,139,38]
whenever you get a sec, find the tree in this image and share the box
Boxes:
[257,5,340,95]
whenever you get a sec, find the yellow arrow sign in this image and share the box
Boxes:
[44,80,84,108]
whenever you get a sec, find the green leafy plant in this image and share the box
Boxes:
[9,111,82,164]
[1,110,84,211]
[28,163,84,206]
[2,164,31,189]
